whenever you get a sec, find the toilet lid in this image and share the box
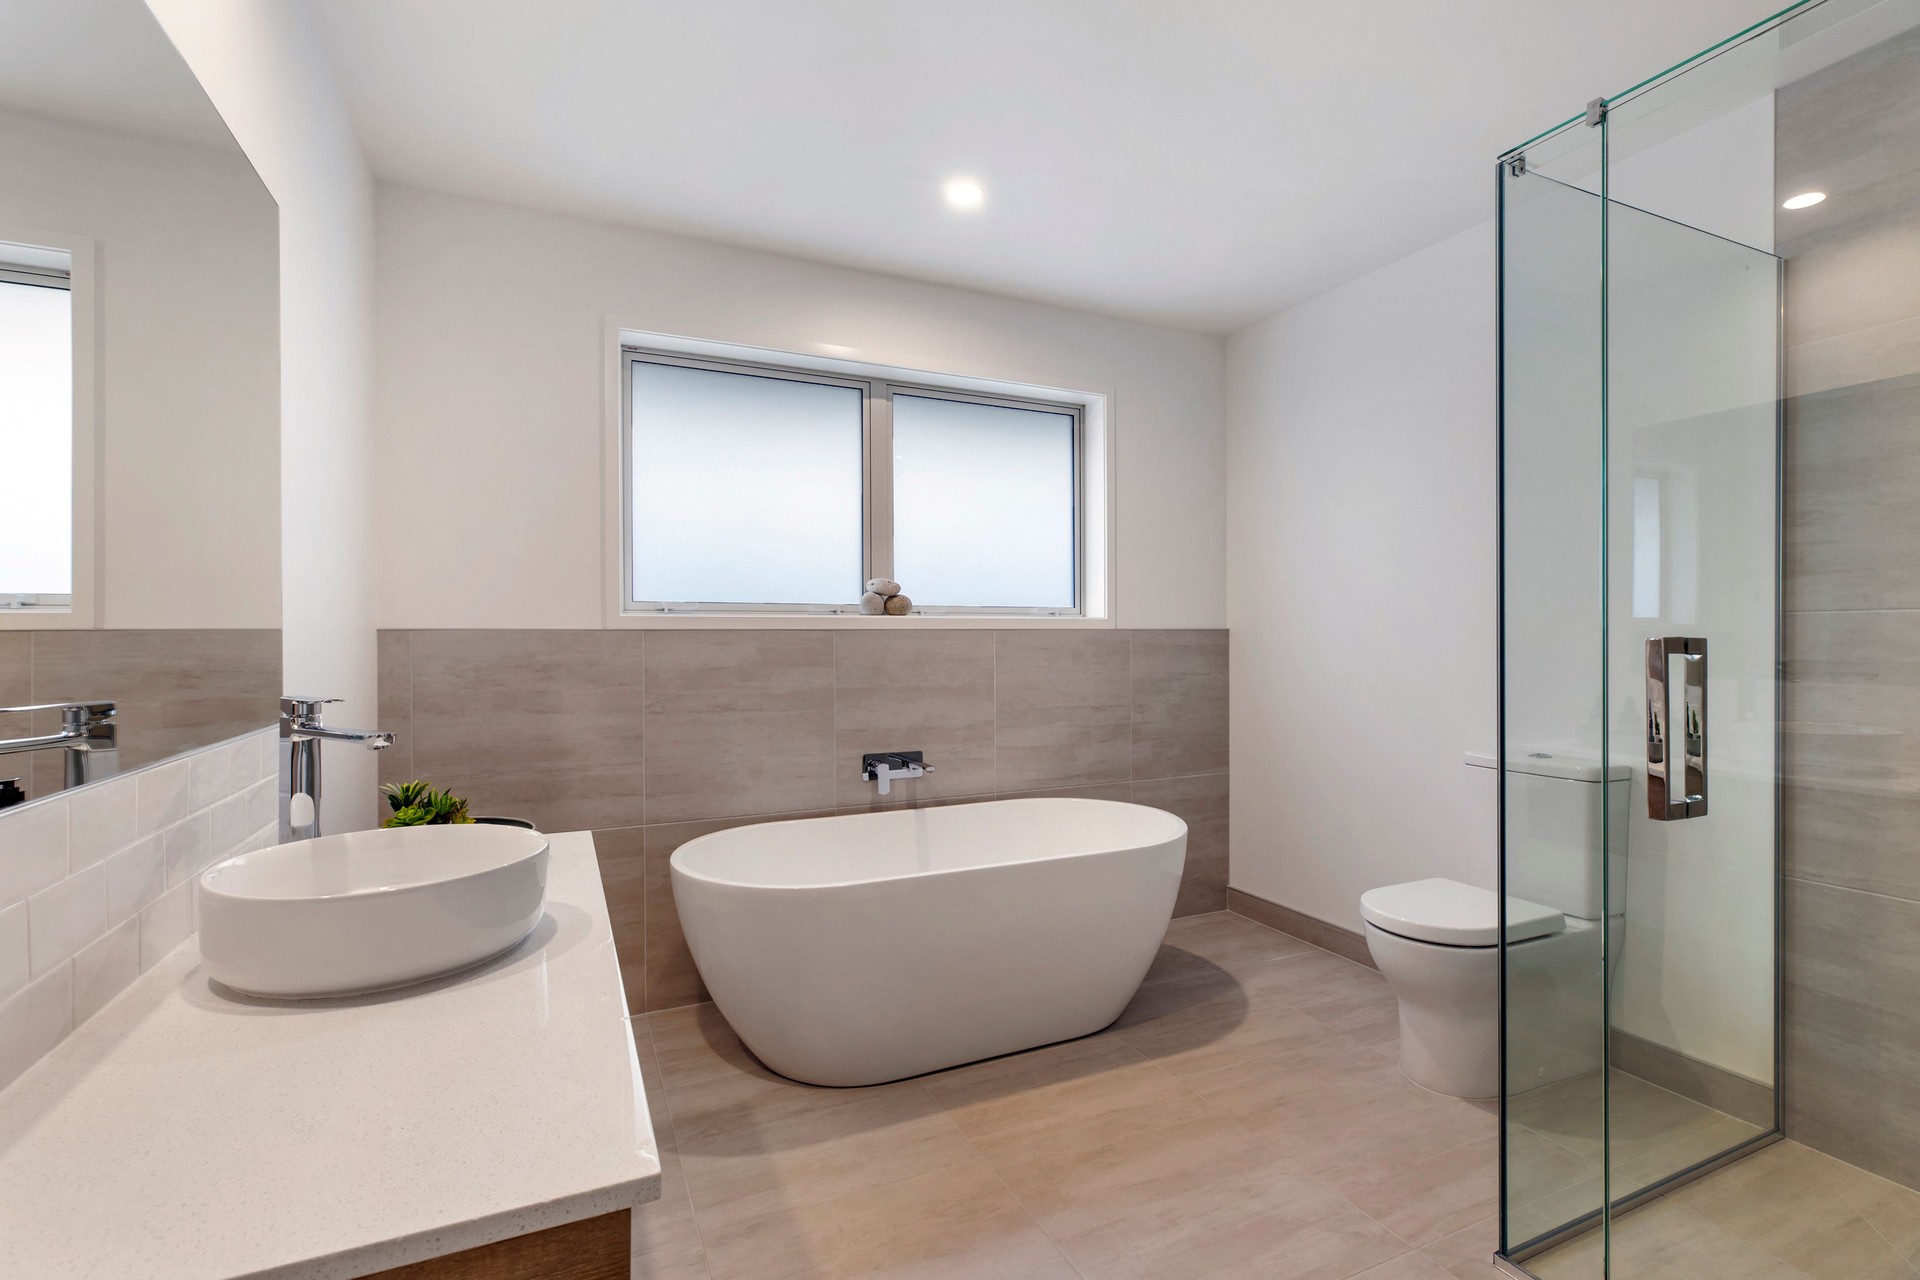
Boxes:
[1360,878,1563,947]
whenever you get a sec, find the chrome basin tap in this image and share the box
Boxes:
[0,700,117,788]
[281,696,393,841]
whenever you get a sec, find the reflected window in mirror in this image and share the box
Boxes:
[0,244,72,611]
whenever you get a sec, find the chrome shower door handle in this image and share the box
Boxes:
[1646,636,1708,821]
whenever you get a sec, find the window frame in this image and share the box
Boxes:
[619,345,1088,619]
[0,226,96,630]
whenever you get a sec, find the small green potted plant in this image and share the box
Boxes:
[380,780,474,828]
[380,780,536,830]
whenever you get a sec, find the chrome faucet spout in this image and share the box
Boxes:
[290,724,394,749]
[0,701,117,787]
[861,751,934,798]
[280,696,395,842]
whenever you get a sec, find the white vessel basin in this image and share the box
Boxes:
[198,824,550,998]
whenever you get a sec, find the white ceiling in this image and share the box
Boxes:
[0,0,236,151]
[310,0,1775,332]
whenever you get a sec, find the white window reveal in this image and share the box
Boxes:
[620,347,1099,619]
[0,247,74,611]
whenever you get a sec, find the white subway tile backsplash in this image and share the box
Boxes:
[28,862,109,977]
[68,774,137,871]
[0,728,276,1091]
[187,741,233,812]
[72,917,139,1024]
[0,965,71,1091]
[0,800,67,905]
[105,834,167,922]
[139,882,193,971]
[135,760,192,836]
[0,901,27,1002]
[161,813,212,889]
[245,777,276,836]
[209,791,251,856]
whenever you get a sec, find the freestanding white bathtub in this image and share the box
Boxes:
[670,797,1187,1086]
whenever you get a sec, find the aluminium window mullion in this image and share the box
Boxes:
[866,383,895,587]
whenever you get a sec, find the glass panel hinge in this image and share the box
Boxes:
[1585,97,1607,127]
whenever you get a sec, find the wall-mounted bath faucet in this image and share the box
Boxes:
[0,700,117,788]
[861,751,933,797]
[281,696,393,842]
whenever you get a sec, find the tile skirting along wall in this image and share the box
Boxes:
[1226,888,1376,970]
[377,628,1229,1012]
[0,728,280,1091]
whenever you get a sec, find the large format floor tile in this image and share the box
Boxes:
[634,910,1475,1280]
[630,910,1919,1280]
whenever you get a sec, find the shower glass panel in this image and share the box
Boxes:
[1500,0,1920,1275]
[1602,92,1782,1223]
[1497,140,1608,1267]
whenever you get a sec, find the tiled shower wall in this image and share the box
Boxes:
[0,728,280,1091]
[377,628,1229,1013]
[1778,25,1920,1189]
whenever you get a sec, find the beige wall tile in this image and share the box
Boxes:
[593,826,647,1014]
[644,632,833,824]
[0,634,28,707]
[994,631,1130,791]
[1130,629,1228,779]
[1785,876,1920,1187]
[376,630,414,790]
[1131,772,1229,917]
[994,782,1132,803]
[411,629,645,830]
[1784,609,1920,801]
[26,630,280,795]
[638,812,829,1012]
[832,631,994,809]
[1784,377,1920,613]
[1784,779,1920,905]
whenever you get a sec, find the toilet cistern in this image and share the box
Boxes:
[861,750,934,797]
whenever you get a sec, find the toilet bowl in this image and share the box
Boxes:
[1363,748,1630,1100]
[1361,878,1567,1099]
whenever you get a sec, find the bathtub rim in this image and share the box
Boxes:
[668,796,1188,892]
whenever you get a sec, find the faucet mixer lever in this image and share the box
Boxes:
[861,751,934,797]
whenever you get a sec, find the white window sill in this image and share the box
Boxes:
[606,611,1115,630]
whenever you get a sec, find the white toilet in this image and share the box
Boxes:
[1361,750,1627,1100]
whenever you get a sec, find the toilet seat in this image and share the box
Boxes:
[1359,877,1563,947]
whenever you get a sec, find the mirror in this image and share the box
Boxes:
[0,0,280,803]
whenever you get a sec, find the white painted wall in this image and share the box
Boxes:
[370,183,1227,631]
[0,105,278,629]
[1226,222,1499,931]
[1226,93,1779,1082]
[146,0,380,832]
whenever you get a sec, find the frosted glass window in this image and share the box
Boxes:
[0,277,73,600]
[629,360,862,605]
[892,394,1075,609]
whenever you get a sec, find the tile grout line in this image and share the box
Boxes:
[635,1011,719,1278]
[1791,1144,1920,1275]
[893,1063,1092,1273]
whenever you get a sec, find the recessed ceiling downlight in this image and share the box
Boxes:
[1782,191,1827,210]
[942,177,985,211]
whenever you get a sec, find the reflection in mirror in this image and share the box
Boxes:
[0,0,280,804]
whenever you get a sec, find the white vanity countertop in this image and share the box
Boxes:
[0,831,660,1280]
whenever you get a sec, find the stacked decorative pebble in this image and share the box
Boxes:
[859,578,913,616]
